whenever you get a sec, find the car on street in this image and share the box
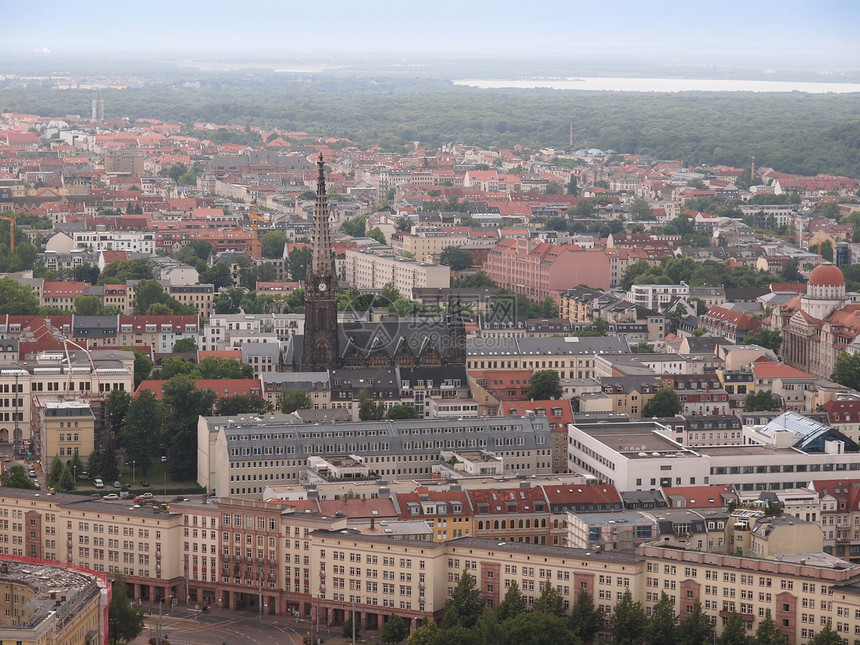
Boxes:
[103,493,119,500]
[139,492,153,499]
[93,478,104,488]
[113,481,121,488]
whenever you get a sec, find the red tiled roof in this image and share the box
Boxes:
[136,378,262,399]
[662,485,736,508]
[541,484,621,506]
[751,362,813,380]
[466,487,548,514]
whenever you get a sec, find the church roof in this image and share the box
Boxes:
[809,263,844,286]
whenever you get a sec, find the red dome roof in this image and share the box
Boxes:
[809,263,844,286]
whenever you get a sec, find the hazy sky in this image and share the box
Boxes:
[3,0,858,71]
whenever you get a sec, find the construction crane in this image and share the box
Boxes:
[0,216,15,253]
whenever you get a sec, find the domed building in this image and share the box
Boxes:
[773,263,860,379]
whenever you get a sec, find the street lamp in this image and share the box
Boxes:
[132,460,135,484]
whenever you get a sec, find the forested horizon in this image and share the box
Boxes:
[4,73,860,177]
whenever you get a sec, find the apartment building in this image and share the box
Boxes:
[34,398,95,470]
[466,337,628,380]
[202,313,304,351]
[198,415,554,498]
[6,487,860,642]
[483,238,611,301]
[568,420,860,493]
[625,283,689,312]
[73,229,155,254]
[343,250,450,300]
[40,282,86,311]
[167,284,214,320]
[116,315,199,352]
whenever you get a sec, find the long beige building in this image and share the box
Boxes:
[343,250,450,300]
[4,487,860,643]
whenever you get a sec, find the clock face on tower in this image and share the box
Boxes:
[318,282,327,292]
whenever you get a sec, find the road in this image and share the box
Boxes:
[133,606,357,645]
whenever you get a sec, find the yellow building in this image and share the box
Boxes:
[0,558,107,645]
[35,398,95,470]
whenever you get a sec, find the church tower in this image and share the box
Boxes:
[301,154,340,372]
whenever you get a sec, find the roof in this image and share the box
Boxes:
[317,497,399,519]
[466,487,548,514]
[662,485,737,508]
[809,263,844,286]
[541,483,622,507]
[136,378,262,399]
[751,362,813,380]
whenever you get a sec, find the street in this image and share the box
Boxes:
[134,605,363,645]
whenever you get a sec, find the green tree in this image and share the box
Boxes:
[436,625,479,645]
[98,259,153,285]
[752,610,783,645]
[367,227,387,244]
[278,389,313,414]
[742,329,782,352]
[172,337,198,353]
[146,302,173,315]
[743,390,783,412]
[678,599,712,645]
[126,349,152,388]
[201,261,232,290]
[0,465,36,489]
[503,612,580,645]
[386,404,420,420]
[717,610,748,645]
[630,198,654,221]
[439,246,474,271]
[68,451,85,480]
[526,370,563,400]
[533,578,565,617]
[832,351,860,390]
[538,296,559,318]
[637,341,655,353]
[647,591,678,645]
[396,216,413,232]
[59,462,75,492]
[108,572,145,645]
[358,389,386,421]
[497,580,526,623]
[780,257,802,282]
[609,589,648,645]
[122,390,160,475]
[441,571,486,630]
[643,388,682,417]
[476,605,504,645]
[341,214,368,237]
[809,240,834,262]
[160,376,217,480]
[287,246,312,281]
[0,277,39,314]
[343,611,362,640]
[407,618,440,645]
[382,613,410,645]
[215,394,274,416]
[568,590,601,644]
[74,295,102,316]
[47,454,65,489]
[260,230,288,259]
[809,622,842,645]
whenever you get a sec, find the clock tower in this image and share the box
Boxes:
[300,154,340,372]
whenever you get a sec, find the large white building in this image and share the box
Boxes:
[73,230,156,254]
[625,283,689,312]
[568,419,860,493]
[343,250,450,299]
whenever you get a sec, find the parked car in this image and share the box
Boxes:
[160,456,168,462]
[139,492,153,499]
[119,491,130,499]
[93,478,104,488]
[172,496,189,502]
[140,480,150,487]
[103,493,119,500]
[112,481,121,488]
[76,471,89,481]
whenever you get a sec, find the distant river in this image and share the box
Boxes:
[453,77,860,93]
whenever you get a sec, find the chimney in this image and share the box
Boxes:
[371,516,375,530]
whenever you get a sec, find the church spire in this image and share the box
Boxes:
[309,152,334,279]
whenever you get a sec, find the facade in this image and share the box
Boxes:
[343,250,450,300]
[483,238,611,301]
[198,414,555,498]
[775,263,860,380]
[34,398,95,470]
[0,557,108,645]
[626,283,689,312]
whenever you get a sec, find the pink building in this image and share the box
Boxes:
[483,238,610,302]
